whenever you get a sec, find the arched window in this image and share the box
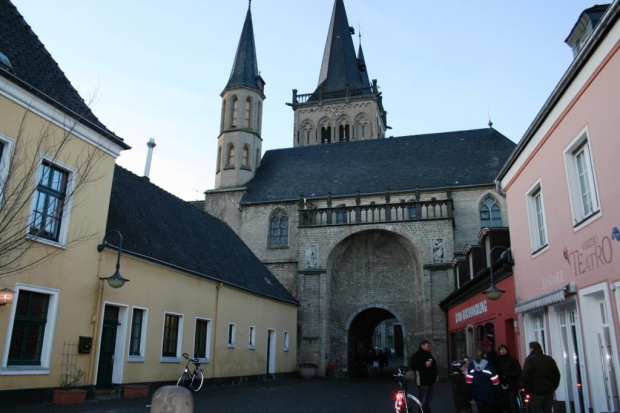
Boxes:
[269,209,288,246]
[216,146,222,172]
[227,145,235,166]
[255,148,261,168]
[257,101,262,133]
[221,99,226,132]
[244,98,251,128]
[356,117,369,139]
[232,97,239,127]
[339,124,350,142]
[321,126,331,144]
[242,146,250,167]
[301,122,314,145]
[480,195,501,227]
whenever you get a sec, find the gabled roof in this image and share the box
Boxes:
[241,128,516,204]
[0,0,128,149]
[314,0,367,94]
[224,5,263,94]
[106,165,297,305]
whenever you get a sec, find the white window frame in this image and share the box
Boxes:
[248,326,256,349]
[525,310,547,354]
[227,323,236,348]
[161,312,183,362]
[193,317,212,363]
[526,180,549,255]
[284,331,290,352]
[1,283,60,375]
[27,155,76,247]
[128,306,148,362]
[0,134,14,206]
[564,130,600,229]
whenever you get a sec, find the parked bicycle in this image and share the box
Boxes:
[393,366,424,413]
[176,353,204,391]
[516,387,531,412]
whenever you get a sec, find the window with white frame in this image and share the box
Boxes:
[129,307,147,360]
[249,326,256,349]
[227,323,236,348]
[528,311,547,353]
[162,313,183,360]
[526,182,548,253]
[564,133,600,227]
[0,135,13,203]
[3,285,60,373]
[284,331,290,352]
[194,318,211,361]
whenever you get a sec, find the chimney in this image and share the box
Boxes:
[144,138,156,178]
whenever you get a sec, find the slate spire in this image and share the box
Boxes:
[357,34,370,88]
[315,0,365,94]
[225,3,263,93]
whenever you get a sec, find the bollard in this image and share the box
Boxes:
[150,385,193,413]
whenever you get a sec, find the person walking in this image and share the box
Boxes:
[411,339,438,413]
[465,348,500,413]
[521,341,560,413]
[498,344,522,413]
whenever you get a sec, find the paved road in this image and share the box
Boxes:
[5,377,454,412]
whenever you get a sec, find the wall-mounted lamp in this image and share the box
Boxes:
[482,246,512,301]
[97,230,130,289]
[1,287,16,309]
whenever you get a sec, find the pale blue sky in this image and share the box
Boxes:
[12,1,598,200]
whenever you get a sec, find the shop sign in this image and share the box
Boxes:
[563,231,615,277]
[455,300,487,324]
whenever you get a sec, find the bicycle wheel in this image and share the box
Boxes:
[188,370,204,391]
[176,372,189,387]
[406,394,423,413]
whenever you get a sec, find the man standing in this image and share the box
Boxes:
[411,340,438,413]
[521,341,560,413]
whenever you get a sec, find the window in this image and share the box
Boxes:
[194,318,211,361]
[4,285,60,372]
[227,323,236,348]
[221,99,226,131]
[255,149,261,169]
[480,195,501,227]
[321,126,331,143]
[408,205,417,220]
[336,206,347,224]
[162,313,183,359]
[528,312,547,353]
[526,182,548,253]
[242,146,250,168]
[227,145,235,167]
[30,160,70,242]
[244,98,251,128]
[129,308,147,360]
[565,134,600,227]
[0,135,12,201]
[231,97,239,127]
[216,146,222,173]
[249,326,256,349]
[284,331,290,352]
[339,124,350,142]
[269,209,288,246]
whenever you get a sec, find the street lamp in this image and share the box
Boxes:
[482,246,511,301]
[97,230,130,288]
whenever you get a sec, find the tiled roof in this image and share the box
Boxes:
[107,165,298,305]
[241,128,516,204]
[0,0,128,148]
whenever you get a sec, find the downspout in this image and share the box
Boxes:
[211,282,224,378]
[87,254,106,386]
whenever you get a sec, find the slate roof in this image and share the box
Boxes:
[0,0,128,149]
[106,165,298,305]
[241,128,516,204]
[224,6,262,93]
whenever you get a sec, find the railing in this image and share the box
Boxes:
[299,199,453,228]
[291,83,379,106]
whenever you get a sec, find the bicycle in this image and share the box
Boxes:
[516,387,531,412]
[176,353,204,391]
[393,366,424,413]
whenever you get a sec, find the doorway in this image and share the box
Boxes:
[266,329,276,375]
[97,305,119,389]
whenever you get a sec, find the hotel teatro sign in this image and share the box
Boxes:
[455,300,488,324]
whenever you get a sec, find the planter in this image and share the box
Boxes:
[124,384,149,398]
[299,366,317,380]
[52,389,87,405]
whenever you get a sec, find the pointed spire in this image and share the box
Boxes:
[315,0,365,94]
[225,5,263,93]
[357,28,370,87]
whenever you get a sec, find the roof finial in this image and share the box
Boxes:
[248,0,251,10]
[359,22,362,44]
[488,110,493,128]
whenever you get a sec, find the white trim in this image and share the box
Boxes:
[283,331,290,352]
[248,325,256,349]
[525,179,549,254]
[0,79,126,157]
[193,317,212,364]
[160,312,184,362]
[0,283,60,375]
[227,322,236,348]
[0,134,14,206]
[127,306,148,362]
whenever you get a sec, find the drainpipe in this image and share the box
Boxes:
[211,282,223,378]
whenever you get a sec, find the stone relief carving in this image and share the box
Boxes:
[432,238,445,263]
[305,245,318,269]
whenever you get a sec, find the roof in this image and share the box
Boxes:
[224,6,263,93]
[106,165,298,305]
[314,0,368,95]
[241,128,516,204]
[0,0,128,149]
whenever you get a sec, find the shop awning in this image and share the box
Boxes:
[515,283,576,313]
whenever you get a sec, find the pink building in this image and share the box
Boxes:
[498,3,620,412]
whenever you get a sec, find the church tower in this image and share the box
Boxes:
[215,2,265,189]
[288,0,387,147]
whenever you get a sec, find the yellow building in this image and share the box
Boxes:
[0,0,297,407]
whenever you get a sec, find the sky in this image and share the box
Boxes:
[11,0,600,201]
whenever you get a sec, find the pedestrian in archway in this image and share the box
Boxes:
[411,339,438,413]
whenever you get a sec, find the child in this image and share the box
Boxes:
[451,360,472,413]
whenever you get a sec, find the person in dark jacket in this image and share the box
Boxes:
[498,344,522,413]
[411,339,438,413]
[466,348,500,413]
[451,360,472,413]
[521,341,560,413]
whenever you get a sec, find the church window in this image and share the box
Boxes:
[221,99,226,132]
[480,195,501,227]
[257,101,262,133]
[242,146,250,167]
[269,209,288,246]
[356,119,368,139]
[321,126,331,144]
[232,97,239,127]
[216,146,222,172]
[255,148,261,168]
[339,124,350,142]
[227,145,235,167]
[244,98,251,128]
